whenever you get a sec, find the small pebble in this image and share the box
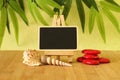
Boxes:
[83,59,99,65]
[82,49,101,55]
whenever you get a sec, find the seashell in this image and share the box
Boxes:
[23,49,42,66]
[41,56,72,67]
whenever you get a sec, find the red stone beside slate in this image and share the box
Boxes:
[77,49,110,65]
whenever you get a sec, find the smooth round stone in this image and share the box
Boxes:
[82,49,101,55]
[77,57,84,62]
[99,58,110,63]
[84,54,99,59]
[83,59,99,65]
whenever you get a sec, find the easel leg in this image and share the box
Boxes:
[68,56,73,63]
[47,55,51,58]
[56,56,60,60]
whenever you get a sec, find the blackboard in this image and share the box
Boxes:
[39,27,77,49]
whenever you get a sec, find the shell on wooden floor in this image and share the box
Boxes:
[23,49,42,66]
[41,56,72,67]
[22,49,72,67]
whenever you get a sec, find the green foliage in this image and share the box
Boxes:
[0,0,28,47]
[96,12,106,43]
[89,7,97,34]
[8,6,19,44]
[101,6,120,33]
[6,12,10,34]
[35,0,60,17]
[0,7,7,47]
[62,0,72,20]
[18,0,24,11]
[0,0,3,10]
[100,1,120,12]
[76,0,85,33]
[8,0,28,25]
[32,2,48,25]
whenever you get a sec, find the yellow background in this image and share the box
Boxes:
[1,0,120,50]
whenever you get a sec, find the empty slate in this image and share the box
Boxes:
[39,27,77,49]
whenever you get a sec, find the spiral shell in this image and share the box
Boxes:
[41,56,72,66]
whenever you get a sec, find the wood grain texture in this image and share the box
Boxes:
[0,50,120,80]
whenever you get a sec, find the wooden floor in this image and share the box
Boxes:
[0,50,120,80]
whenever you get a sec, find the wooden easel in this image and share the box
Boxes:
[44,15,74,63]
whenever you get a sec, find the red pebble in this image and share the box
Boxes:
[77,57,84,62]
[82,49,101,55]
[83,60,99,65]
[84,55,99,59]
[99,58,110,63]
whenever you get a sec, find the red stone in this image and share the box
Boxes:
[77,57,84,62]
[83,60,99,65]
[82,49,101,55]
[84,54,99,59]
[99,58,110,63]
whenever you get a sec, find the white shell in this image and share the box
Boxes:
[23,50,41,66]
[41,56,72,67]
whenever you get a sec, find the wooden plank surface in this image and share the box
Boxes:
[0,51,120,80]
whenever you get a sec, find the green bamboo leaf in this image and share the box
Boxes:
[82,0,98,11]
[89,0,98,11]
[82,0,91,8]
[18,0,24,11]
[53,0,64,6]
[43,0,61,9]
[32,3,48,25]
[28,0,37,22]
[0,0,3,10]
[8,0,28,25]
[62,0,72,20]
[96,12,106,43]
[0,7,7,47]
[102,7,120,33]
[8,6,19,44]
[76,0,85,32]
[89,7,97,34]
[36,0,55,17]
[105,0,119,6]
[6,12,11,34]
[100,1,120,12]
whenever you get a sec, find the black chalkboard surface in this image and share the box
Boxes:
[39,27,77,49]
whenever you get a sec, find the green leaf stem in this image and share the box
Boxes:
[6,12,11,34]
[0,0,3,10]
[28,0,37,22]
[18,0,24,11]
[62,0,72,20]
[96,12,106,43]
[76,0,85,32]
[8,6,19,44]
[89,7,97,34]
[32,3,48,25]
[102,7,120,33]
[82,0,91,8]
[0,7,7,47]
[9,0,28,25]
[36,0,55,17]
[100,1,120,12]
[105,0,119,6]
[89,0,98,11]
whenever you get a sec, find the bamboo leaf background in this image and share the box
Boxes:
[0,0,120,47]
